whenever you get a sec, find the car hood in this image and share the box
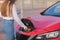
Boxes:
[16,14,60,36]
[27,14,60,29]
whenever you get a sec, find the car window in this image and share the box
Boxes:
[42,2,60,16]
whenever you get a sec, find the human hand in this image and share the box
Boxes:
[23,26,31,32]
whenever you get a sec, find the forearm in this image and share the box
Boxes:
[12,5,26,28]
[13,12,26,27]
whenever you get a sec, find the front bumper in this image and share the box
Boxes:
[16,32,60,40]
[16,32,30,40]
[50,37,60,40]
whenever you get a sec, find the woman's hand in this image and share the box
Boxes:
[23,26,31,32]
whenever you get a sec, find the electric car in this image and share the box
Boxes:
[16,1,60,40]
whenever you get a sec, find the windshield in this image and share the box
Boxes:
[41,1,60,16]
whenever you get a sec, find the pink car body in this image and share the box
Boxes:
[17,14,60,35]
[16,1,60,40]
[16,14,60,40]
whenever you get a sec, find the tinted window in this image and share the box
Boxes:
[43,2,60,16]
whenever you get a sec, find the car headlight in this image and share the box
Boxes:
[36,31,60,39]
[46,31,59,38]
[28,31,60,40]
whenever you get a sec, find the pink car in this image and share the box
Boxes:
[16,1,60,40]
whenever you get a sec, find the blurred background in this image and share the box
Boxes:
[0,0,60,40]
